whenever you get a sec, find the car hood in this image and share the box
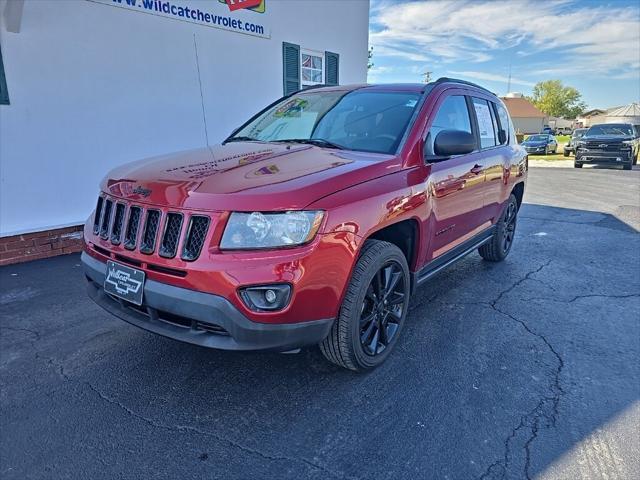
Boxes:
[101,142,399,211]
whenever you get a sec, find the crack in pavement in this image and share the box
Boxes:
[477,260,565,480]
[0,326,41,341]
[82,381,356,480]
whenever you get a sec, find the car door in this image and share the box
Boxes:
[476,99,515,220]
[423,93,492,261]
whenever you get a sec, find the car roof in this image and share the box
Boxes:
[304,78,496,96]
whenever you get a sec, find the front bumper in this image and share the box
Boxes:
[575,150,633,165]
[82,252,334,351]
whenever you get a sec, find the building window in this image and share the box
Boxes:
[301,50,324,87]
[0,44,9,105]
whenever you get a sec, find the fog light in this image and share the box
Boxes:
[264,289,277,304]
[239,284,291,312]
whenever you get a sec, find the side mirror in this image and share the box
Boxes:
[433,129,476,157]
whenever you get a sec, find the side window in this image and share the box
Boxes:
[495,103,510,145]
[472,97,497,149]
[425,95,472,156]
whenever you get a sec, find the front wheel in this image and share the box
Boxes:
[563,150,570,157]
[479,194,518,262]
[320,240,410,371]
[574,162,583,168]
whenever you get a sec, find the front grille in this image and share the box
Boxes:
[140,210,161,254]
[585,142,623,151]
[159,213,183,258]
[92,194,210,262]
[110,203,126,245]
[93,197,104,234]
[124,206,142,250]
[181,216,210,261]
[99,200,113,239]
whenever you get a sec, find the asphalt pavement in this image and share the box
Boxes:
[1,167,639,480]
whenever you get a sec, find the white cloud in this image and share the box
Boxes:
[370,0,640,77]
[447,70,536,88]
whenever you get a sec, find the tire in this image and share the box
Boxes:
[479,194,518,262]
[319,240,410,371]
[623,162,632,171]
[563,150,569,157]
[574,162,583,168]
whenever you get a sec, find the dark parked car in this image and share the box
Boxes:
[563,128,588,157]
[575,123,639,170]
[521,134,557,155]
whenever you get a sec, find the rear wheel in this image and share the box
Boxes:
[479,194,518,262]
[623,162,632,171]
[563,150,569,157]
[320,240,410,371]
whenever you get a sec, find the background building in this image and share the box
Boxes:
[0,0,370,263]
[501,92,546,135]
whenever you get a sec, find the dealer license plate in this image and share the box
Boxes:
[104,261,145,306]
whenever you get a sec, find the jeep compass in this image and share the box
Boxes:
[82,78,527,370]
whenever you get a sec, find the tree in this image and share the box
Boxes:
[528,80,587,119]
[421,71,432,83]
[367,46,374,70]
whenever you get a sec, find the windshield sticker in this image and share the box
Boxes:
[406,99,418,107]
[274,98,309,118]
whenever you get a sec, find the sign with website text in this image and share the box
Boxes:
[87,0,270,38]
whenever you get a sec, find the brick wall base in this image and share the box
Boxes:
[0,225,84,266]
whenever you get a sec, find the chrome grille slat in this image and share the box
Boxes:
[140,210,161,254]
[93,197,104,235]
[110,203,126,245]
[99,200,113,239]
[181,216,210,262]
[124,206,142,251]
[159,213,183,259]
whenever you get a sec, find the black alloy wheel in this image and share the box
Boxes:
[359,261,406,356]
[501,200,517,254]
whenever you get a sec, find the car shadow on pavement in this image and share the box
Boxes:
[1,203,639,480]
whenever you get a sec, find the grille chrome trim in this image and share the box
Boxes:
[110,203,126,245]
[181,216,210,262]
[99,200,113,240]
[124,206,142,251]
[93,197,104,235]
[159,213,184,259]
[140,210,161,254]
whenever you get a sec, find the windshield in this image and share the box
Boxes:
[230,90,422,154]
[586,124,633,136]
[572,129,587,138]
[527,135,549,142]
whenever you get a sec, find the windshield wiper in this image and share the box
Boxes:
[274,138,345,150]
[224,136,259,143]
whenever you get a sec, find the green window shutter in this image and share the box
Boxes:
[0,44,9,105]
[325,51,339,86]
[282,42,300,95]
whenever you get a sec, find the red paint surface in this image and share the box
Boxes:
[84,83,527,324]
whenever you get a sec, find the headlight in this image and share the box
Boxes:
[221,211,324,250]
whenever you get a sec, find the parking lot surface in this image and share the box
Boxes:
[1,167,639,480]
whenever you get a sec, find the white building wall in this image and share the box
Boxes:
[511,117,545,135]
[0,0,370,236]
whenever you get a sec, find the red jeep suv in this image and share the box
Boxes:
[82,78,527,370]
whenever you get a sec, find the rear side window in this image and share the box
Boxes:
[495,103,510,144]
[472,97,497,149]
[425,95,472,156]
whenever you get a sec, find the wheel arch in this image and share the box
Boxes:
[364,218,421,272]
[511,181,525,209]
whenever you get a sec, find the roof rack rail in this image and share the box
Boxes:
[433,77,495,95]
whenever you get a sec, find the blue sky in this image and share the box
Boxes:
[368,0,640,109]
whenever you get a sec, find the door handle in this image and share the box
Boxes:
[470,164,483,174]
